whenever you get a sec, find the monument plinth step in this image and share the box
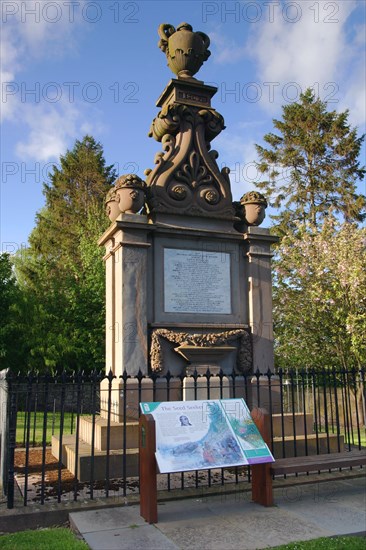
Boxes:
[52,434,139,482]
[271,413,314,438]
[79,416,139,451]
[272,433,344,459]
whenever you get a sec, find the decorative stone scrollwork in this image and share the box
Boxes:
[146,104,234,219]
[150,329,252,373]
[204,189,219,205]
[149,104,223,143]
[148,104,185,142]
[169,184,188,201]
[175,150,212,188]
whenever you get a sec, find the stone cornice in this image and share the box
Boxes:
[98,214,152,247]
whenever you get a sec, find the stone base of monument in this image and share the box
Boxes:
[51,410,344,481]
[272,433,344,458]
[52,434,139,482]
[99,372,250,420]
[182,366,246,401]
[99,377,183,422]
[78,416,139,450]
[271,412,344,458]
[251,375,282,413]
[51,416,140,482]
[272,412,314,438]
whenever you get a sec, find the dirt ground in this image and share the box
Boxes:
[14,448,139,501]
[13,447,244,504]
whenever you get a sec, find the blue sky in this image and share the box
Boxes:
[1,0,365,253]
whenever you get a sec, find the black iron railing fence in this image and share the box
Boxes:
[1,367,365,509]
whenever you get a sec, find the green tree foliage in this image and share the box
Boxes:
[0,253,23,371]
[273,218,366,369]
[255,89,365,234]
[0,254,17,361]
[15,136,116,372]
[25,136,116,283]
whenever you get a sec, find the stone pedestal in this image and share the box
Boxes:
[99,376,182,422]
[99,213,151,379]
[251,375,282,413]
[244,228,278,374]
[182,371,231,401]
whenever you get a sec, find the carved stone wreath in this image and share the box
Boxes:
[150,328,252,373]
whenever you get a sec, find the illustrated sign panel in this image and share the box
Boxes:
[140,398,274,474]
[164,248,231,314]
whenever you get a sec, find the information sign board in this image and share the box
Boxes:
[140,398,274,474]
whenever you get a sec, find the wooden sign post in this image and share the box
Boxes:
[139,414,158,523]
[251,408,273,506]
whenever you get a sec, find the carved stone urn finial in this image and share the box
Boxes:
[158,22,211,79]
[105,174,146,220]
[115,174,146,214]
[240,191,268,226]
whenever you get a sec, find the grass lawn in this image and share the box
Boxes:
[16,412,78,446]
[16,412,365,448]
[344,430,366,448]
[0,528,88,549]
[0,531,364,550]
[272,536,366,549]
[318,426,366,448]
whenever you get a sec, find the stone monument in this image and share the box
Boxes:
[98,21,277,418]
[53,22,278,479]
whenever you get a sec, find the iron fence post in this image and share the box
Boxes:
[6,371,17,509]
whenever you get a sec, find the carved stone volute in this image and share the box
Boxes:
[145,99,234,219]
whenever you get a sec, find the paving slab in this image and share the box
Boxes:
[70,476,366,550]
[82,524,179,550]
[156,499,329,549]
[69,507,146,534]
[276,478,366,536]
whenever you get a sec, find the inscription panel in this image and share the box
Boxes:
[176,90,210,106]
[164,248,231,314]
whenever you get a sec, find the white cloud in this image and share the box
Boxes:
[210,30,247,64]
[214,131,263,200]
[2,0,86,57]
[15,101,105,162]
[244,0,365,121]
[0,24,21,121]
[248,1,356,82]
[0,0,100,161]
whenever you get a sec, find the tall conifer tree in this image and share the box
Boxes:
[15,136,117,372]
[255,89,365,234]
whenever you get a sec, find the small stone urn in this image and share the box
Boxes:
[240,191,268,226]
[158,22,211,79]
[114,174,146,214]
[105,187,120,222]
